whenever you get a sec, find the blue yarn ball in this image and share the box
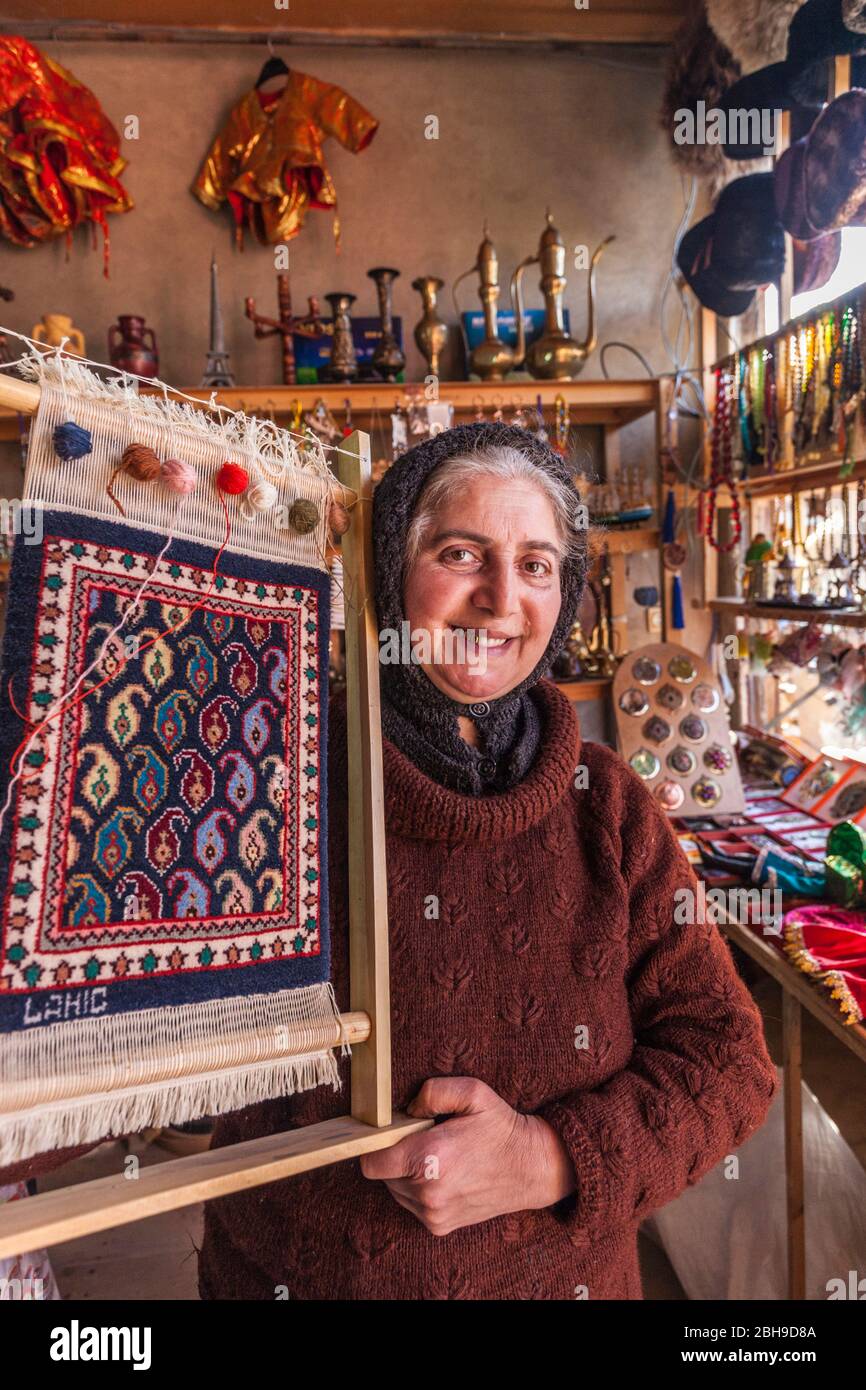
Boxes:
[53,420,93,461]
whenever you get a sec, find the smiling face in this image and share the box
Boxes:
[402,473,564,702]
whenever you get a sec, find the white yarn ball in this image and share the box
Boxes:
[246,478,279,512]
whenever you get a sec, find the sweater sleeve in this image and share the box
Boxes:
[0,1141,100,1189]
[536,763,779,1239]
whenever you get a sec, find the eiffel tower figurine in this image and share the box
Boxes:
[200,252,235,389]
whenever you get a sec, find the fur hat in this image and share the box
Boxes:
[720,0,866,156]
[844,0,866,30]
[793,231,842,292]
[677,174,786,316]
[660,1,741,183]
[775,88,866,238]
[706,0,804,74]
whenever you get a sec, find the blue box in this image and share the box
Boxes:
[460,308,570,352]
[293,317,404,383]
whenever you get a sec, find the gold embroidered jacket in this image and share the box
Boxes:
[192,68,378,247]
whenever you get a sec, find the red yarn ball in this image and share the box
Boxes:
[216,462,249,495]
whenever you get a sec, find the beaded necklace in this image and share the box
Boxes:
[764,347,780,471]
[707,366,743,552]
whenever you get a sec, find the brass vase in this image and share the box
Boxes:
[411,275,448,377]
[368,267,405,382]
[324,292,358,383]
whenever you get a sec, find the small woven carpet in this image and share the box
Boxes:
[0,362,345,1163]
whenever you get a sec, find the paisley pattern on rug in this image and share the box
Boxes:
[0,510,330,1030]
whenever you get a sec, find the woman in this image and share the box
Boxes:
[198,421,778,1301]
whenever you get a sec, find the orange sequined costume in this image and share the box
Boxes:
[0,36,132,275]
[192,68,378,248]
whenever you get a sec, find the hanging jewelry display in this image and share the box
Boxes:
[552,392,570,456]
[707,366,742,553]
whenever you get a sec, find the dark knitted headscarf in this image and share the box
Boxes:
[372,421,588,795]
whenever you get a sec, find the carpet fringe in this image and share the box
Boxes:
[0,982,350,1163]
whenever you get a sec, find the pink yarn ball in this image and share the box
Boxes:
[161,457,197,495]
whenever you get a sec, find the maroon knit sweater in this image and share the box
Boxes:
[198,680,778,1300]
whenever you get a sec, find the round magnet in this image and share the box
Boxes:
[667,745,696,775]
[692,776,722,808]
[656,682,684,711]
[630,748,660,780]
[632,656,661,685]
[680,714,707,743]
[668,655,697,683]
[655,779,685,810]
[691,682,720,712]
[619,687,649,717]
[704,743,733,773]
[643,715,671,744]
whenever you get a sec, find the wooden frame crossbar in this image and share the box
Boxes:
[0,381,432,1261]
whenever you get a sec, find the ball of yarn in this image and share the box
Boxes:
[121,443,161,482]
[161,457,197,495]
[53,420,92,461]
[246,478,279,512]
[217,462,249,495]
[288,497,320,534]
[328,500,350,537]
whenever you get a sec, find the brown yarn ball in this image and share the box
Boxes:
[289,498,320,535]
[121,443,161,482]
[328,500,350,537]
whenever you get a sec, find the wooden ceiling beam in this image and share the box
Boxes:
[0,4,685,47]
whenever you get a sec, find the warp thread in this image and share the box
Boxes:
[329,554,346,631]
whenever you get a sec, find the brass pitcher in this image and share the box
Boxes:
[452,225,515,381]
[511,214,614,380]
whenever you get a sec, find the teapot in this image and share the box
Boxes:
[452,225,515,381]
[511,214,614,380]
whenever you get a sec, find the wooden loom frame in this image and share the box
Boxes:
[0,374,432,1261]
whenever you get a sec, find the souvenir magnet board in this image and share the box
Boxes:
[613,640,745,816]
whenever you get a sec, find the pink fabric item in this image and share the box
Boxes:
[784,903,866,1024]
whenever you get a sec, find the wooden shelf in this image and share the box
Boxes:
[554,677,613,703]
[590,525,658,555]
[745,453,866,497]
[710,597,866,628]
[175,379,661,425]
[0,379,661,438]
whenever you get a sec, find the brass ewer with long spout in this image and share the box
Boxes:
[511,213,614,380]
[452,224,516,381]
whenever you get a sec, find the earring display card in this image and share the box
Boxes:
[811,764,866,824]
[782,755,852,812]
[613,640,745,817]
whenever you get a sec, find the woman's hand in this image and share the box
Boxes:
[358,1076,577,1236]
